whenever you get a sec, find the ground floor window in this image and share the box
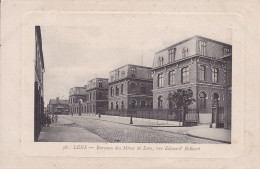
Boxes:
[158,96,163,110]
[199,91,207,109]
[140,100,147,109]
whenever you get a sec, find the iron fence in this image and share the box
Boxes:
[103,108,198,123]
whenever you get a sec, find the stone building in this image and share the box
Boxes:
[107,64,153,115]
[34,26,45,141]
[47,97,70,115]
[85,78,108,115]
[69,87,87,115]
[152,35,232,127]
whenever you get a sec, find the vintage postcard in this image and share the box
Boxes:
[20,12,245,158]
[1,0,259,169]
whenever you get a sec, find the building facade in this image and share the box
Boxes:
[34,26,45,141]
[107,64,153,115]
[152,36,232,127]
[69,87,87,115]
[47,97,70,115]
[85,78,108,115]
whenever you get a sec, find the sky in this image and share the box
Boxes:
[41,14,232,106]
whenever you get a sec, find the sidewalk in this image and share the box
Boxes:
[186,125,231,143]
[76,114,231,143]
[37,116,107,142]
[77,114,182,127]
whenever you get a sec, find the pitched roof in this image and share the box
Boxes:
[49,99,69,105]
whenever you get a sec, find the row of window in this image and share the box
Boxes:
[110,100,152,110]
[86,80,104,89]
[157,92,219,110]
[158,41,231,67]
[159,41,207,66]
[157,66,219,87]
[86,92,105,101]
[111,67,136,81]
[70,105,96,113]
[110,83,147,96]
[110,83,124,96]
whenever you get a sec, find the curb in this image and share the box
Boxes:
[186,133,231,144]
[77,116,181,127]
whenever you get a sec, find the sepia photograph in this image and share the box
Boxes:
[34,16,232,144]
[2,0,260,168]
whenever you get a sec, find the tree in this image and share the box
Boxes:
[167,89,195,126]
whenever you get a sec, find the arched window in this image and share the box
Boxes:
[116,85,119,95]
[182,47,188,58]
[116,101,119,110]
[212,93,219,105]
[110,87,114,96]
[199,91,207,109]
[130,99,136,109]
[121,83,124,94]
[140,100,147,109]
[111,102,114,110]
[121,101,125,109]
[158,96,163,110]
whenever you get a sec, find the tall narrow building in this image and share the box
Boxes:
[85,78,108,115]
[34,26,45,141]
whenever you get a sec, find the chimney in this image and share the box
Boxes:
[56,97,59,104]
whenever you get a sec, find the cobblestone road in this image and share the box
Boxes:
[62,116,221,144]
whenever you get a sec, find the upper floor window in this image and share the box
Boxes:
[98,92,102,99]
[111,75,114,81]
[141,84,146,94]
[182,47,188,58]
[115,70,120,79]
[93,91,96,100]
[121,71,125,77]
[110,87,114,96]
[131,67,136,78]
[168,48,176,63]
[116,85,119,96]
[199,41,206,56]
[199,65,206,81]
[224,47,231,55]
[212,68,219,83]
[89,93,92,100]
[181,67,190,83]
[168,70,176,85]
[121,84,124,94]
[158,57,164,66]
[158,73,164,87]
[98,80,103,88]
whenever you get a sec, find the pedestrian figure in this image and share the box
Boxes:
[51,114,54,123]
[47,115,51,127]
[98,113,101,118]
[54,114,58,122]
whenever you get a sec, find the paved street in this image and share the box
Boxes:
[38,115,222,143]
